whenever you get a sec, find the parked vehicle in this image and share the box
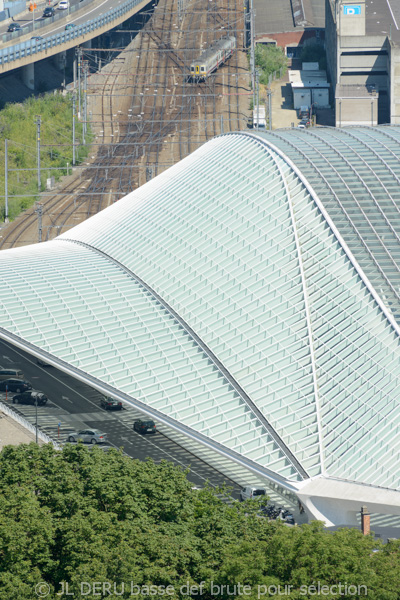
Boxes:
[297,105,310,119]
[253,106,266,130]
[261,504,296,525]
[68,429,108,444]
[8,23,22,32]
[0,369,24,381]
[43,6,55,17]
[239,486,267,501]
[100,396,122,411]
[37,358,51,366]
[189,36,236,81]
[133,419,157,434]
[0,379,32,393]
[12,391,48,405]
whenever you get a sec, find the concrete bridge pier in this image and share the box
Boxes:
[53,51,67,87]
[21,62,35,90]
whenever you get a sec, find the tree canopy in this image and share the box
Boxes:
[254,45,288,86]
[0,443,399,599]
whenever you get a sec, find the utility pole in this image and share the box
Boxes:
[267,88,272,131]
[35,115,41,192]
[83,60,88,145]
[35,202,43,243]
[255,69,260,130]
[243,0,247,49]
[250,0,256,111]
[4,139,8,223]
[77,47,82,119]
[35,397,38,444]
[72,93,76,165]
[178,0,183,22]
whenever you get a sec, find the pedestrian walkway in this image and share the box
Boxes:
[0,412,43,449]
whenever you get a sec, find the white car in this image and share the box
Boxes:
[68,429,108,444]
[58,0,69,9]
[239,486,267,501]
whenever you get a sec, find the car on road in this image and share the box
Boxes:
[0,379,32,393]
[65,23,76,30]
[239,486,267,501]
[133,419,157,434]
[12,391,48,406]
[37,358,51,366]
[58,0,69,9]
[0,369,24,381]
[43,6,55,17]
[31,35,44,41]
[8,23,22,32]
[100,396,122,411]
[68,429,108,444]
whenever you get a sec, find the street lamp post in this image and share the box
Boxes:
[35,397,38,444]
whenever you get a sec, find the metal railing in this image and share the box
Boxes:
[0,399,62,449]
[0,0,144,66]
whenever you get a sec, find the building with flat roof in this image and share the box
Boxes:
[1,128,400,530]
[325,0,400,125]
[254,0,325,57]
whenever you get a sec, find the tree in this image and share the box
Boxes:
[254,45,288,86]
[0,443,399,599]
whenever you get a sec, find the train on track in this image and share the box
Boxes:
[189,36,236,81]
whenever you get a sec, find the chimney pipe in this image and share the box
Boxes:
[361,506,370,535]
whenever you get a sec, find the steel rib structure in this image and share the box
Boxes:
[1,126,400,526]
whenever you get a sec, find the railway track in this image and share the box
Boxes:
[0,0,250,249]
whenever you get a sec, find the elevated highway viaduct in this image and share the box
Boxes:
[0,0,152,90]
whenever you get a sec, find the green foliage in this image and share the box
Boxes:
[0,94,92,221]
[299,42,327,71]
[0,443,399,599]
[254,45,288,86]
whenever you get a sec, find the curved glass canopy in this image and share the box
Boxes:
[1,127,400,493]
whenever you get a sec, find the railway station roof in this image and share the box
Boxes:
[1,126,400,523]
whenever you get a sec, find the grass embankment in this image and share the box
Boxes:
[0,94,92,221]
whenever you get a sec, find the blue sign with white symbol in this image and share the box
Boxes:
[343,5,361,15]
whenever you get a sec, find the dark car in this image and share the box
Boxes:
[12,391,48,406]
[43,7,55,17]
[31,35,44,41]
[8,23,22,32]
[133,419,156,434]
[0,379,32,393]
[100,396,122,411]
[65,23,76,30]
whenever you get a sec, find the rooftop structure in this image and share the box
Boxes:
[254,0,325,54]
[1,127,400,527]
[325,0,400,124]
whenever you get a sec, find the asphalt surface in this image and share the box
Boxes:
[0,338,241,496]
[2,0,129,45]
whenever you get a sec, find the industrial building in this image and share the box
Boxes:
[1,128,400,531]
[254,0,325,56]
[325,0,400,125]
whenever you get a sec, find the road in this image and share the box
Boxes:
[2,0,133,45]
[0,338,241,496]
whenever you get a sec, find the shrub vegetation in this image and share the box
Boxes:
[0,94,90,221]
